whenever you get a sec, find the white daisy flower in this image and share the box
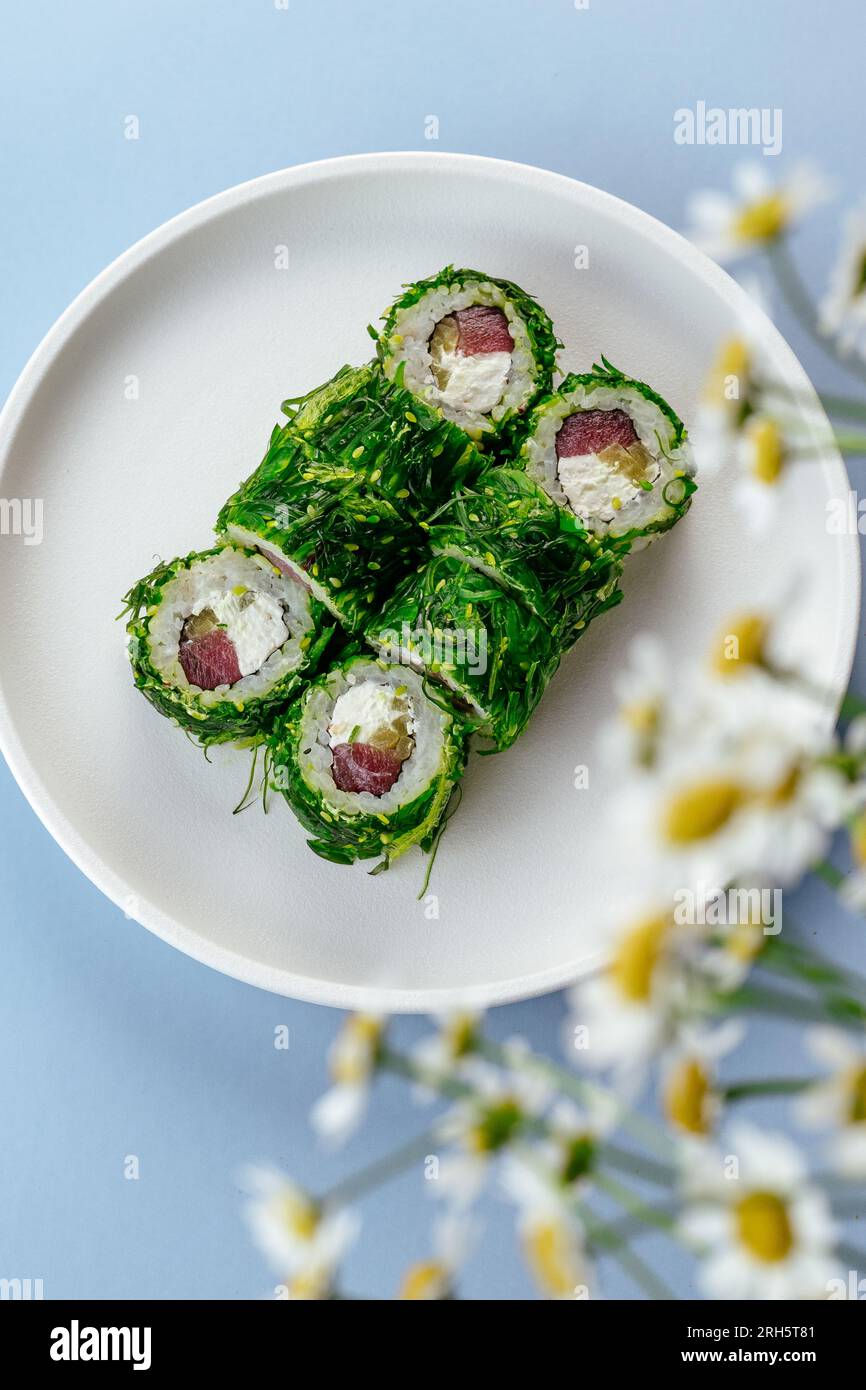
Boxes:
[410,1010,483,1097]
[310,1013,385,1147]
[679,1125,839,1300]
[241,1164,359,1300]
[661,1021,744,1138]
[797,1028,866,1177]
[819,202,866,359]
[397,1210,477,1300]
[611,664,844,895]
[686,161,831,264]
[567,906,705,1082]
[434,1052,553,1207]
[501,1156,593,1300]
[600,633,673,769]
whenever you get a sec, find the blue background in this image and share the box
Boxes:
[1,0,864,1299]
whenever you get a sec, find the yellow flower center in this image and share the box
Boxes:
[287,1267,330,1300]
[850,813,866,868]
[611,915,668,1003]
[733,193,790,244]
[749,417,785,485]
[399,1261,447,1300]
[848,1065,866,1125]
[623,699,660,735]
[279,1193,319,1242]
[727,919,766,964]
[665,1058,712,1135]
[663,778,742,844]
[523,1221,582,1298]
[735,1191,794,1263]
[332,1013,382,1084]
[706,337,750,407]
[713,613,768,676]
[445,1013,477,1059]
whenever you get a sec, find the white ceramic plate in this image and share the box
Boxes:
[0,153,857,1011]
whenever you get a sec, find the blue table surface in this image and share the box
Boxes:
[2,0,864,1299]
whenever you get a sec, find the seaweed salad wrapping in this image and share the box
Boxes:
[121,263,697,874]
[422,466,625,653]
[122,545,335,745]
[375,267,560,453]
[367,554,562,752]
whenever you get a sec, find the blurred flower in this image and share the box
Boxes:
[679,1126,838,1299]
[797,1028,866,1177]
[411,1010,482,1095]
[819,201,866,359]
[241,1164,359,1299]
[310,1013,385,1146]
[567,908,700,1080]
[397,1211,475,1300]
[610,657,846,894]
[501,1157,592,1299]
[661,1021,743,1137]
[686,162,830,263]
[435,1048,553,1206]
[601,634,671,769]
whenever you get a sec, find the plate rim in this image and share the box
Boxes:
[0,150,859,1011]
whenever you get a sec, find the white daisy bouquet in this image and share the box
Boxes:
[237,168,866,1301]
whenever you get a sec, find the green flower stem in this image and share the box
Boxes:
[574,1198,677,1300]
[722,980,866,1030]
[766,239,866,391]
[840,690,866,720]
[323,1123,443,1209]
[832,432,866,455]
[720,1077,812,1103]
[476,1037,676,1160]
[812,858,846,890]
[819,393,866,423]
[593,1171,679,1235]
[598,1142,676,1189]
[763,930,866,1003]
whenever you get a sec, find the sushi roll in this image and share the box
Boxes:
[519,359,697,545]
[423,466,625,650]
[368,555,561,751]
[284,361,484,520]
[216,419,417,632]
[270,654,467,866]
[122,545,335,745]
[374,267,560,452]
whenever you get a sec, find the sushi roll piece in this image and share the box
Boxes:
[367,555,561,751]
[217,420,417,632]
[270,654,467,866]
[374,267,560,452]
[519,359,697,545]
[423,466,625,650]
[122,545,335,745]
[284,361,484,520]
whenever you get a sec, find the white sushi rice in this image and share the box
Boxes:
[145,546,315,706]
[522,381,695,540]
[382,281,539,438]
[298,660,449,816]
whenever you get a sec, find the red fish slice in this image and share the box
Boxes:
[331,742,403,796]
[453,305,514,355]
[179,629,243,690]
[555,408,638,458]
